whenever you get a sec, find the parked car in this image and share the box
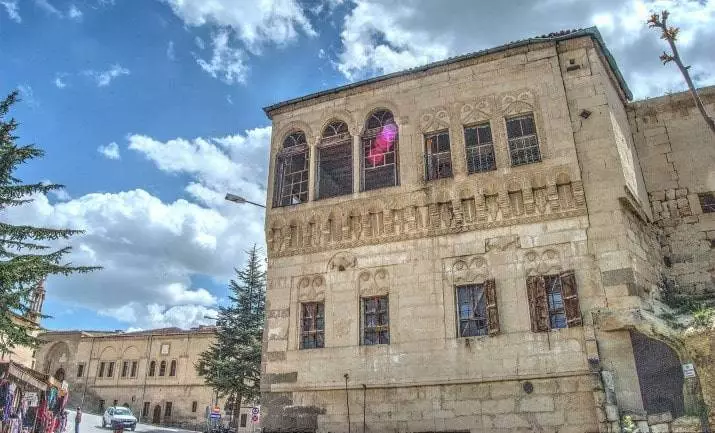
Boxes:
[102,406,137,431]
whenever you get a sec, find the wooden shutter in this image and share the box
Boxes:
[485,279,500,335]
[526,276,550,332]
[560,270,582,327]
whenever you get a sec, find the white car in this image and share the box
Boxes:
[102,406,138,431]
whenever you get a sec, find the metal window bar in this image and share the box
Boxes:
[544,275,567,329]
[699,192,715,213]
[456,285,488,337]
[506,115,541,166]
[425,131,452,180]
[300,302,325,349]
[317,141,353,199]
[464,123,496,173]
[362,296,389,345]
[274,146,309,207]
[362,131,398,191]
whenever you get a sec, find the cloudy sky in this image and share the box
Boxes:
[1,0,713,331]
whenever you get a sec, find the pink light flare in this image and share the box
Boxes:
[367,124,397,166]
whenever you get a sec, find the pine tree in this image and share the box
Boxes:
[196,245,266,426]
[0,91,99,355]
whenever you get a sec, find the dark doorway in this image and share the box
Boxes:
[630,331,685,417]
[152,405,161,424]
[54,368,65,382]
[99,400,105,414]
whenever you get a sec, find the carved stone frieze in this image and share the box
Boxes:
[297,274,326,302]
[449,255,490,285]
[486,235,519,252]
[327,251,357,272]
[459,97,493,125]
[501,90,535,115]
[358,268,389,297]
[523,248,563,276]
[419,106,450,132]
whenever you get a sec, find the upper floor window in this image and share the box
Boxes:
[506,114,541,166]
[424,130,452,181]
[699,192,715,213]
[130,361,137,378]
[98,362,106,378]
[300,302,325,349]
[121,361,129,378]
[107,361,115,378]
[159,360,167,377]
[317,121,353,199]
[362,296,389,345]
[456,280,499,337]
[362,110,398,191]
[526,271,582,332]
[169,360,177,377]
[464,123,496,173]
[148,361,156,377]
[77,363,85,378]
[273,131,309,207]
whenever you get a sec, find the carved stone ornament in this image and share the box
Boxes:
[327,251,357,272]
[297,274,325,302]
[501,90,535,115]
[486,235,519,252]
[524,248,563,276]
[450,255,489,285]
[460,97,492,125]
[358,268,389,297]
[419,106,450,132]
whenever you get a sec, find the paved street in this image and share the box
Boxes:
[68,411,201,433]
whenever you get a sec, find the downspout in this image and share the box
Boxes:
[138,333,153,421]
[81,335,95,408]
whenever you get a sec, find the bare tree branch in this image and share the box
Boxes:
[647,10,715,136]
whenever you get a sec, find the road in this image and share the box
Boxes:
[68,411,201,433]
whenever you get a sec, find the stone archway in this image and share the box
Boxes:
[43,342,71,375]
[630,330,686,417]
[54,368,66,382]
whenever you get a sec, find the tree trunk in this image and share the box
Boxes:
[232,394,242,431]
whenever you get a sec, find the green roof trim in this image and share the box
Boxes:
[263,26,632,118]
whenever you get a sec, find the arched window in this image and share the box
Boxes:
[317,120,352,199]
[169,360,177,377]
[361,110,398,191]
[148,361,156,377]
[273,131,309,207]
[159,360,167,376]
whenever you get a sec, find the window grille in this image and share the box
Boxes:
[273,131,309,207]
[506,114,541,166]
[169,360,177,376]
[300,302,325,349]
[121,361,128,378]
[362,296,389,345]
[317,121,353,199]
[699,192,715,213]
[457,284,488,337]
[424,130,452,180]
[464,123,496,173]
[148,361,155,377]
[159,360,166,377]
[362,110,398,191]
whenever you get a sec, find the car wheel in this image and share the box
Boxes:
[131,426,136,431]
[102,420,106,428]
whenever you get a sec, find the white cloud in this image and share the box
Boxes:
[1,1,21,23]
[34,0,61,17]
[194,36,205,50]
[17,84,37,107]
[196,30,247,85]
[160,0,315,50]
[54,74,67,88]
[167,40,175,61]
[226,94,233,105]
[50,188,71,201]
[3,126,270,330]
[84,64,130,87]
[334,0,715,98]
[97,142,121,160]
[68,4,82,20]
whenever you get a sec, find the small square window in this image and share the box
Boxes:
[699,192,715,213]
[362,296,389,345]
[191,401,198,413]
[77,364,85,378]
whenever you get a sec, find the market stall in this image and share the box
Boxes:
[0,361,60,433]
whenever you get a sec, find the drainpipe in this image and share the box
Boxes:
[139,334,153,421]
[362,384,366,433]
[81,335,96,408]
[344,374,350,433]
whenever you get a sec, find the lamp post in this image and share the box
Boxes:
[225,193,265,208]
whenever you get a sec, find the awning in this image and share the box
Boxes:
[0,361,49,391]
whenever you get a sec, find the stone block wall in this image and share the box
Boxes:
[629,87,715,299]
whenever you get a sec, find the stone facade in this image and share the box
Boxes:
[34,327,255,431]
[260,28,714,432]
[1,281,46,369]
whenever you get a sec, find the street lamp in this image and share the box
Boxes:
[225,193,265,208]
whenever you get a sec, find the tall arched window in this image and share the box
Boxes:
[169,360,177,377]
[148,361,156,377]
[159,360,167,377]
[273,131,309,207]
[317,120,352,199]
[361,110,398,191]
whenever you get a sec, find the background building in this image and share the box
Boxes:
[35,326,257,431]
[260,27,714,433]
[0,280,46,369]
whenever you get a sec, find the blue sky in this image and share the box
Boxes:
[2,0,713,331]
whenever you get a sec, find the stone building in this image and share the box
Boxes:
[1,281,46,369]
[35,327,257,431]
[259,27,715,433]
